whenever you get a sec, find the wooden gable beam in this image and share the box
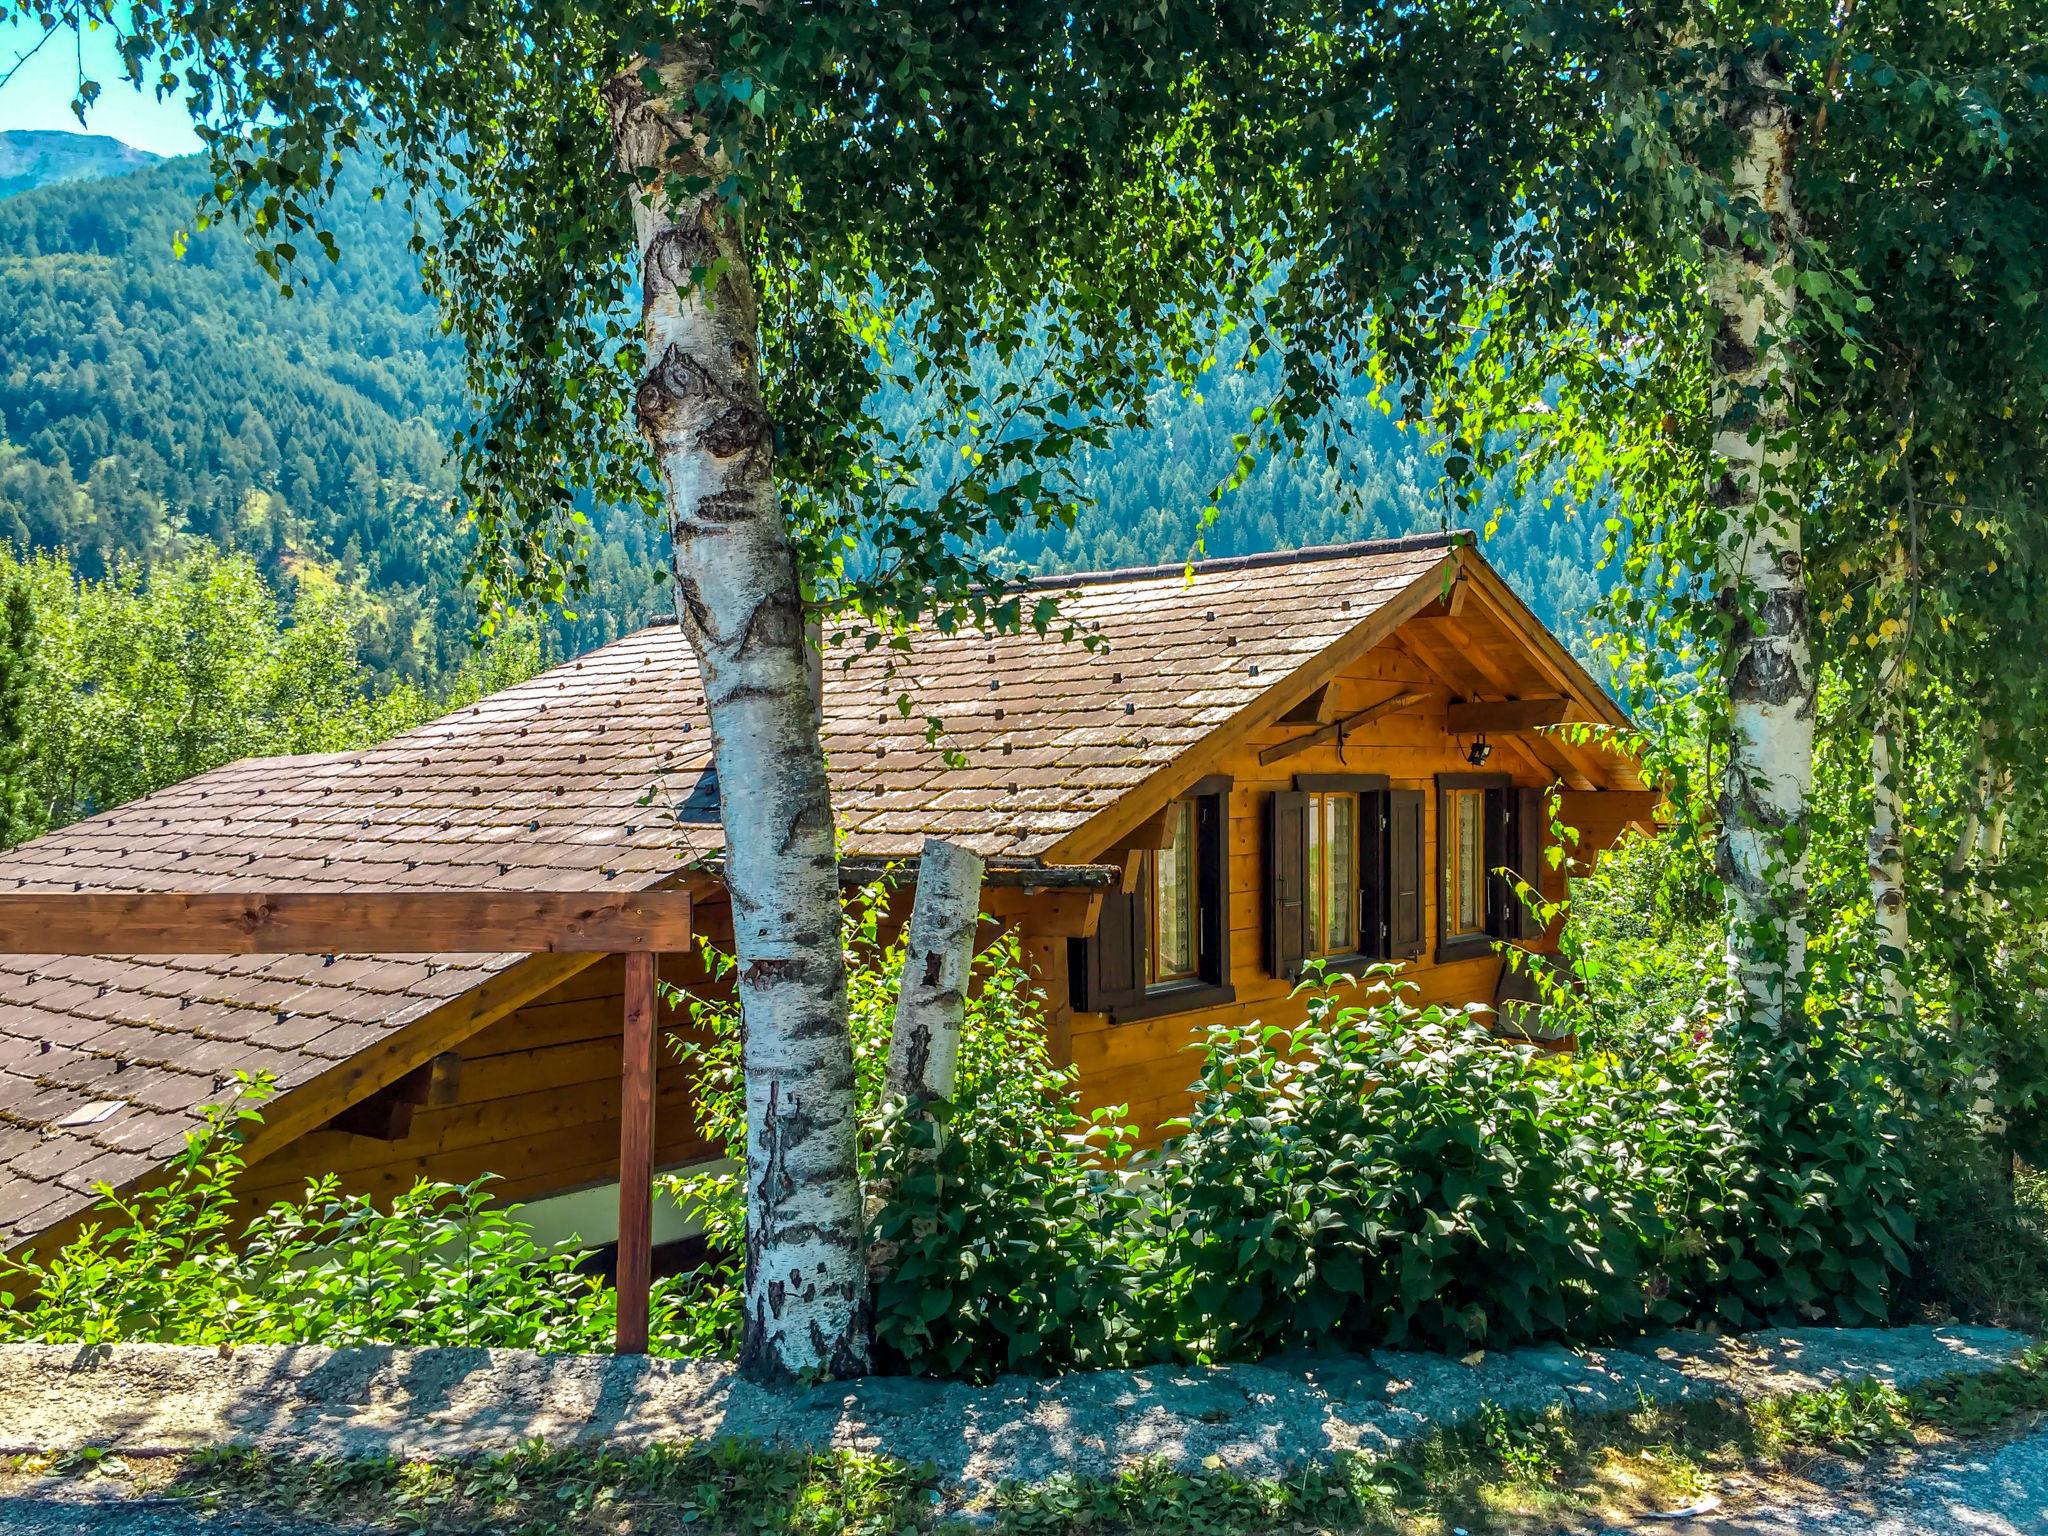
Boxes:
[1408,607,1603,789]
[0,889,694,956]
[1276,681,1339,725]
[1258,689,1434,766]
[323,1051,464,1142]
[1451,557,1645,791]
[1444,697,1571,733]
[1040,551,1459,863]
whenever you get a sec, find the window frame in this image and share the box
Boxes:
[1436,772,1514,962]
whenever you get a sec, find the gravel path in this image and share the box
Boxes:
[0,1326,2027,1504]
[1639,1423,2048,1535]
[0,1493,335,1534]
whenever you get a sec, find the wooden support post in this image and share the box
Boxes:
[615,949,658,1355]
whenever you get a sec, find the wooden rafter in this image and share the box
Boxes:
[1406,608,1599,790]
[1390,630,1561,784]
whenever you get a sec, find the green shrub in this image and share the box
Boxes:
[1146,969,1715,1357]
[0,1075,717,1355]
[868,1063,1150,1378]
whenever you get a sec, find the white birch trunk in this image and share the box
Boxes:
[1868,659,1909,1020]
[605,51,870,1382]
[1948,726,1993,880]
[886,838,986,1108]
[1705,51,1815,1036]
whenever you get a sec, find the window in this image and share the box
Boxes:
[1266,775,1426,978]
[1437,775,1545,959]
[1071,778,1235,1023]
[1147,798,1198,984]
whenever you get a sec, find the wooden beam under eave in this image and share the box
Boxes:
[0,890,695,956]
[982,886,1103,938]
[1445,697,1571,733]
[1415,595,1612,789]
[1558,789,1665,831]
[1452,559,1643,784]
[1276,682,1338,725]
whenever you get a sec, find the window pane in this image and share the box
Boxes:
[1451,789,1485,935]
[1305,791,1357,957]
[1326,795,1356,953]
[1306,792,1325,953]
[1151,799,1197,982]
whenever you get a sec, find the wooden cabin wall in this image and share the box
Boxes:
[1020,633,1630,1137]
[238,905,736,1211]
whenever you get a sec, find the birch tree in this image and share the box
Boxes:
[12,0,1333,1378]
[1258,1,2044,1038]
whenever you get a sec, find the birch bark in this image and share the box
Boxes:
[1705,48,1816,1035]
[604,49,870,1382]
[1868,660,1909,1019]
[886,838,986,1110]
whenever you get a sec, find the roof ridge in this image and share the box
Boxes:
[1014,529,1469,591]
[634,532,1472,626]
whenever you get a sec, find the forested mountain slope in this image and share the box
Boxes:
[0,139,1612,677]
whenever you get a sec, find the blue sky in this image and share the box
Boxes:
[0,13,201,156]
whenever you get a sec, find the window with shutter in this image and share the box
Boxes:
[1512,786,1547,940]
[1075,778,1235,1024]
[1071,887,1145,1016]
[1265,788,1309,979]
[1437,772,1515,960]
[1267,774,1393,977]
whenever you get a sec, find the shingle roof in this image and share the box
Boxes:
[0,532,1462,1248]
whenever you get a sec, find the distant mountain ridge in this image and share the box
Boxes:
[0,129,159,199]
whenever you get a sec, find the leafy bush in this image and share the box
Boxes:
[0,1076,719,1355]
[1147,970,1719,1357]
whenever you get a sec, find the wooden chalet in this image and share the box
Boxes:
[0,531,1654,1273]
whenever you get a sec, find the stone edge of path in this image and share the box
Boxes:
[0,1325,2030,1502]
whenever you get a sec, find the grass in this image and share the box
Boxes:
[6,1345,2046,1536]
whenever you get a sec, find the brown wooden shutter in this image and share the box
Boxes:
[1071,888,1146,1017]
[1387,788,1426,959]
[1359,789,1390,959]
[1195,791,1229,985]
[1483,787,1511,937]
[1265,789,1310,978]
[1514,786,1546,940]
